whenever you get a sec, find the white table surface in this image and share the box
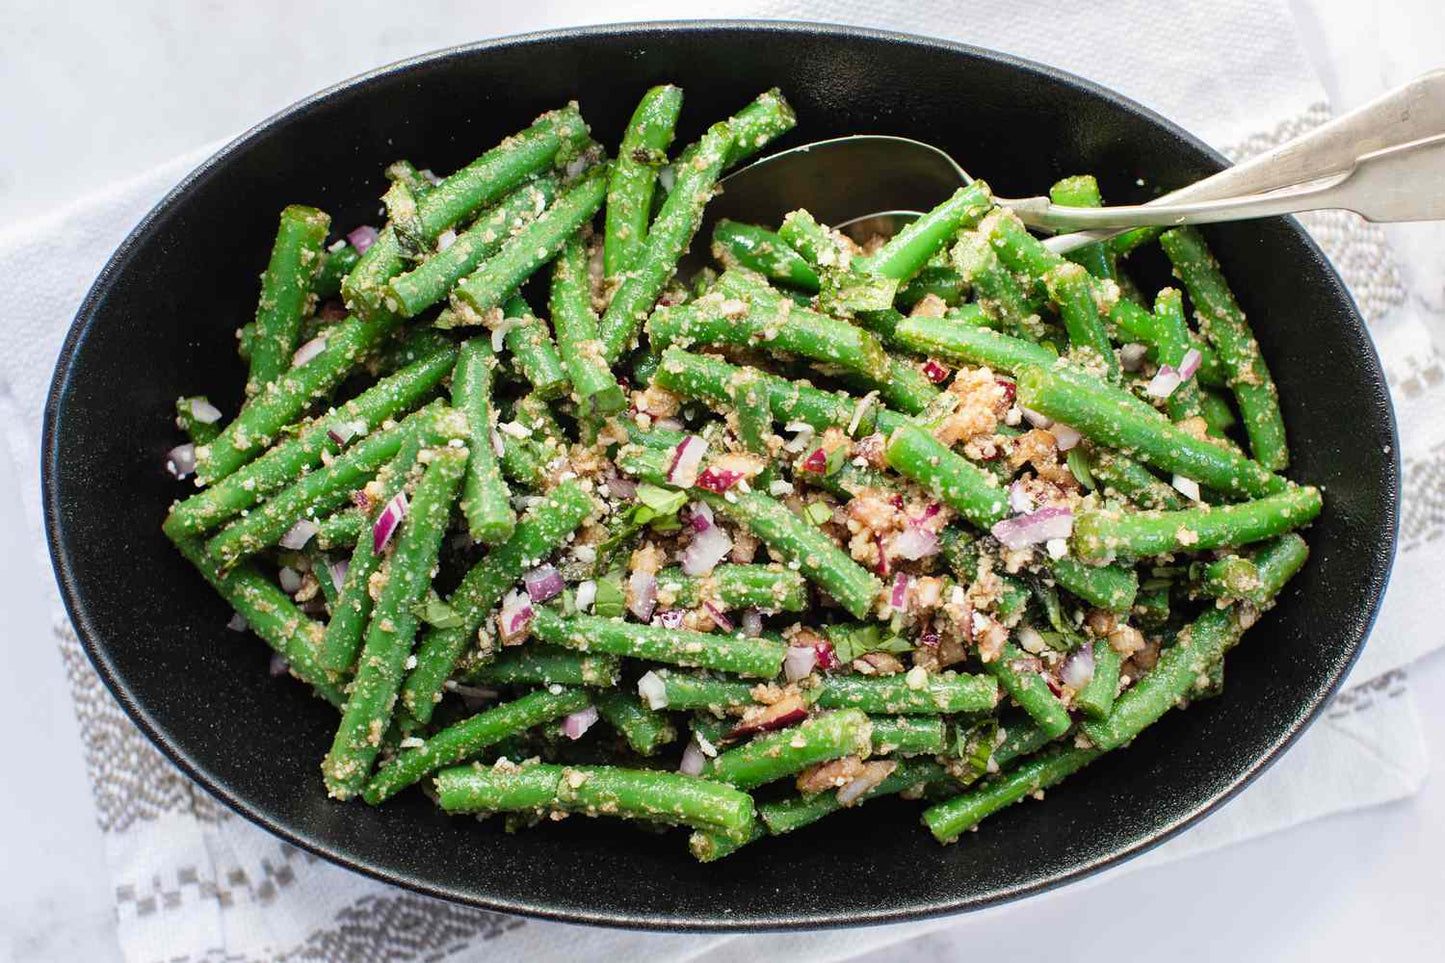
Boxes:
[3,1,1442,960]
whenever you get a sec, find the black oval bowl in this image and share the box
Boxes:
[43,21,1398,930]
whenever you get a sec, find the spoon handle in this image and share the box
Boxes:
[1043,69,1445,251]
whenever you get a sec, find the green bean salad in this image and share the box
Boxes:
[163,85,1321,858]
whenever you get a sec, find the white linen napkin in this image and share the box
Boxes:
[2,2,1442,961]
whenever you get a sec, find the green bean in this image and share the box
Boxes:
[605,85,684,277]
[814,672,998,715]
[1159,227,1288,470]
[689,823,767,862]
[705,709,873,789]
[760,758,948,836]
[1073,487,1321,562]
[1074,638,1124,720]
[1246,533,1310,605]
[385,177,557,318]
[1049,176,1116,280]
[896,266,967,309]
[531,609,785,678]
[599,122,735,361]
[655,564,808,613]
[436,761,757,839]
[313,241,361,299]
[314,509,364,550]
[951,231,1041,340]
[715,87,797,168]
[549,232,626,416]
[175,396,223,445]
[870,716,947,755]
[451,162,610,317]
[655,348,862,435]
[1151,287,1204,421]
[595,691,678,756]
[322,446,468,798]
[1200,388,1238,439]
[169,536,342,706]
[309,547,340,608]
[166,346,457,538]
[853,182,993,282]
[883,423,1007,531]
[893,314,1056,375]
[696,488,882,620]
[1081,605,1244,750]
[452,339,516,545]
[730,367,774,456]
[463,645,621,688]
[835,357,941,417]
[384,159,431,195]
[400,481,593,723]
[1015,364,1287,499]
[1110,226,1164,258]
[804,460,901,500]
[1050,556,1139,613]
[343,104,588,320]
[498,295,568,400]
[246,205,331,394]
[205,409,442,567]
[991,712,1058,769]
[984,208,1065,281]
[364,687,590,804]
[1107,299,1225,388]
[984,643,1072,738]
[922,746,1100,843]
[1044,262,1120,380]
[778,209,848,269]
[652,672,759,712]
[711,220,820,291]
[1193,555,1261,600]
[498,432,548,489]
[1087,449,1186,510]
[195,310,410,483]
[1133,584,1171,629]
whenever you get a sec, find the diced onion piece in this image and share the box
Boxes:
[372,493,408,553]
[278,566,303,594]
[667,435,708,488]
[679,740,706,776]
[1049,422,1082,451]
[741,610,764,638]
[226,612,248,632]
[1146,364,1183,399]
[523,564,564,603]
[490,427,505,458]
[1179,348,1203,380]
[328,558,350,590]
[638,670,668,710]
[268,653,290,677]
[346,225,379,253]
[696,466,744,493]
[491,316,520,353]
[1017,625,1046,654]
[799,447,828,473]
[1008,480,1035,515]
[784,645,818,681]
[436,228,457,252]
[1172,474,1202,501]
[279,519,319,550]
[991,507,1074,549]
[703,601,734,632]
[681,512,732,577]
[1046,537,1069,559]
[922,359,951,384]
[890,526,939,561]
[165,443,197,479]
[1020,406,1053,429]
[1119,343,1149,371]
[1062,644,1096,689]
[657,608,685,629]
[291,337,327,368]
[837,760,896,806]
[604,473,637,499]
[782,421,815,453]
[498,589,535,644]
[574,579,597,613]
[189,398,222,424]
[562,706,599,740]
[889,572,911,611]
[627,569,658,621]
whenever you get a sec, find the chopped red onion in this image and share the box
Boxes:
[666,435,707,488]
[279,519,319,550]
[689,502,715,532]
[189,398,222,424]
[627,570,658,621]
[1119,343,1149,371]
[329,558,350,589]
[1179,348,1203,380]
[655,416,684,432]
[741,610,764,638]
[1008,480,1036,514]
[1061,644,1096,689]
[523,564,564,603]
[782,421,815,453]
[165,443,197,479]
[604,473,637,499]
[703,601,734,632]
[681,517,732,577]
[656,608,685,629]
[268,653,290,677]
[1050,422,1082,451]
[226,612,248,632]
[921,359,951,384]
[638,670,668,709]
[328,421,357,445]
[436,228,458,252]
[1172,474,1202,501]
[812,640,839,670]
[890,526,938,561]
[996,377,1017,405]
[727,697,808,739]
[1020,406,1053,429]
[347,225,379,253]
[918,626,940,648]
[1018,625,1047,654]
[498,589,534,644]
[875,532,891,576]
[1146,364,1183,399]
[799,447,828,473]
[889,572,911,611]
[837,760,897,806]
[490,316,520,353]
[562,706,599,740]
[574,579,597,613]
[489,427,505,458]
[679,740,706,776]
[696,466,745,493]
[372,492,408,553]
[784,645,818,681]
[291,336,327,369]
[991,506,1074,549]
[278,566,303,594]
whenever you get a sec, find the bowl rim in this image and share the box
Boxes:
[42,18,1401,931]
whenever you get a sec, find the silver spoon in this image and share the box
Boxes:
[701,70,1445,254]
